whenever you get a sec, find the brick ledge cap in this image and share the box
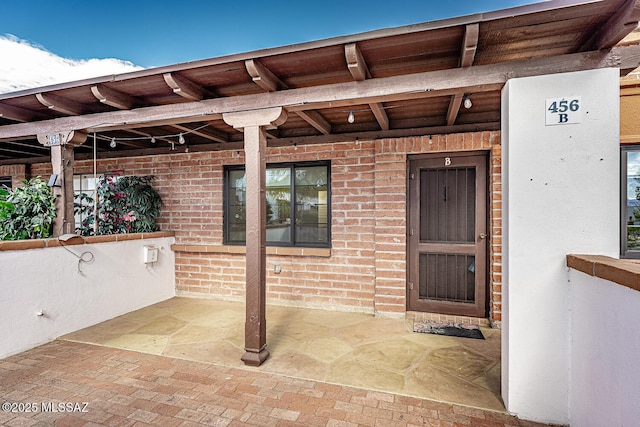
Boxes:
[567,254,640,292]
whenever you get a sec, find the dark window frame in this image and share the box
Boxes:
[224,161,331,248]
[621,146,640,259]
[0,176,11,189]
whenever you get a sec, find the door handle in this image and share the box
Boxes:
[479,233,487,239]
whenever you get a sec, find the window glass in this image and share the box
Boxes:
[225,162,330,247]
[73,174,99,231]
[266,168,291,243]
[228,169,246,242]
[0,176,11,189]
[295,166,329,244]
[625,150,640,254]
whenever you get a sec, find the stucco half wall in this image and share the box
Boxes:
[501,68,620,424]
[0,236,176,359]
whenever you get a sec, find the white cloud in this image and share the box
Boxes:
[0,34,143,94]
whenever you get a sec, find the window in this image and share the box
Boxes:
[622,147,640,258]
[73,174,100,230]
[0,176,11,189]
[225,162,330,247]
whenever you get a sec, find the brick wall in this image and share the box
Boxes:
[24,131,502,322]
[0,164,28,188]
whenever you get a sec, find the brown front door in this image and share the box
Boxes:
[407,153,488,318]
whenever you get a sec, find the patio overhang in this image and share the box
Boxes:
[1,0,640,162]
[2,0,640,368]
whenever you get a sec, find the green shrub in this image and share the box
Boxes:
[75,173,163,236]
[0,177,56,240]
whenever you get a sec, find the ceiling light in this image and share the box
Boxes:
[109,137,116,148]
[348,111,355,124]
[178,133,185,144]
[463,95,472,109]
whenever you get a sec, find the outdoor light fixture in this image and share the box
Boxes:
[47,174,60,187]
[348,111,355,124]
[110,137,117,148]
[178,133,185,144]
[463,95,472,109]
[150,136,156,144]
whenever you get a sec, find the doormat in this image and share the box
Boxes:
[413,320,485,340]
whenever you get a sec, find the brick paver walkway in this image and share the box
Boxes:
[0,341,553,427]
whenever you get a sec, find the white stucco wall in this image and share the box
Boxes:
[568,271,640,427]
[501,68,620,424]
[0,237,175,359]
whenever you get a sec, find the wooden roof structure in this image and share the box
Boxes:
[1,0,640,163]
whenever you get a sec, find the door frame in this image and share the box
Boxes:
[406,151,489,318]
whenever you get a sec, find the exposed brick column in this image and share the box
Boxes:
[223,107,287,366]
[373,140,408,315]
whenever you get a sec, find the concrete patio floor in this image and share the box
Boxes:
[60,297,504,412]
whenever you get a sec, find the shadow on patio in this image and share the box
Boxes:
[61,297,503,412]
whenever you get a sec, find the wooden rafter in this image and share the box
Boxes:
[580,0,640,51]
[0,143,47,157]
[91,85,138,110]
[446,93,464,127]
[246,58,331,134]
[447,24,479,126]
[3,45,639,141]
[1,140,49,152]
[245,59,285,92]
[344,43,389,130]
[460,24,479,67]
[163,73,211,101]
[126,129,174,146]
[294,111,331,135]
[35,93,84,116]
[0,103,49,123]
[345,43,371,81]
[172,124,228,143]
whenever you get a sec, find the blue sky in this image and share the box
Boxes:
[1,0,543,68]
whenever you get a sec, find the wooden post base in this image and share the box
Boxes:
[241,348,270,367]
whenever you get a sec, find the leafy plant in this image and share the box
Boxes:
[75,173,163,236]
[0,188,14,221]
[0,177,56,240]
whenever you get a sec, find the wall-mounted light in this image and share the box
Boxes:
[348,111,355,124]
[463,95,472,109]
[47,174,60,187]
[110,137,117,148]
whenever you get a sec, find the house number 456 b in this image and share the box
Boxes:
[545,97,581,126]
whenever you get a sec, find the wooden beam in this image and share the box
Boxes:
[2,45,639,140]
[0,144,48,157]
[35,93,85,116]
[446,93,464,126]
[448,24,479,126]
[0,103,49,123]
[460,23,479,67]
[369,103,389,131]
[126,129,174,146]
[580,0,640,50]
[344,44,387,130]
[245,59,286,92]
[294,110,331,135]
[345,43,370,81]
[91,84,138,110]
[172,124,228,143]
[163,73,207,101]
